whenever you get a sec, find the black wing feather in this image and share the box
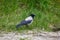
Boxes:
[16,20,32,28]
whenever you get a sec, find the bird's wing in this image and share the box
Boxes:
[16,20,32,28]
[20,20,32,25]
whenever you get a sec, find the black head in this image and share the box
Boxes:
[30,14,35,18]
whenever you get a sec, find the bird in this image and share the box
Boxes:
[16,14,35,29]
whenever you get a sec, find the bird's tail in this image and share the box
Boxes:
[16,24,22,28]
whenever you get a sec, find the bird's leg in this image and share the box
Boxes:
[26,24,29,27]
[26,24,30,29]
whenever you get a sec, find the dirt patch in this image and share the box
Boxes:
[0,31,60,40]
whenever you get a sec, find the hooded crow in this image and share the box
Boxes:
[16,14,35,28]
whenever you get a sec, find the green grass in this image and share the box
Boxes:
[0,0,60,32]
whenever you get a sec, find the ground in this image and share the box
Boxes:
[0,31,60,40]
